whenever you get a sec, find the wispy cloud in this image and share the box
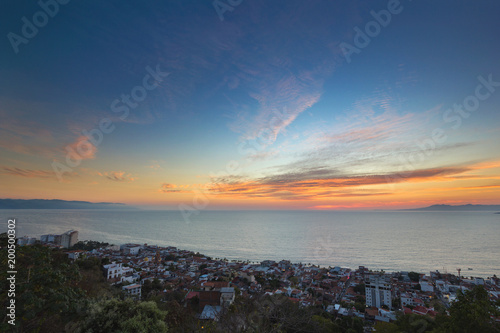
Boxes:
[159,183,193,194]
[1,166,63,179]
[98,171,136,182]
[208,166,472,201]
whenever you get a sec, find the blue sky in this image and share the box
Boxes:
[1,0,500,209]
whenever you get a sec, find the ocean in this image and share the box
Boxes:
[1,209,499,278]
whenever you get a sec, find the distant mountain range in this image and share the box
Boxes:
[406,204,500,211]
[0,199,134,210]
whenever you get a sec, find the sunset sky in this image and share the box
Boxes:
[1,1,500,210]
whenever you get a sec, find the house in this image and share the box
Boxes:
[199,305,221,320]
[474,277,485,285]
[220,287,235,307]
[239,271,256,283]
[66,250,84,260]
[261,260,276,267]
[103,262,123,280]
[420,281,434,292]
[199,291,221,308]
[202,281,229,291]
[123,283,142,299]
[121,243,142,255]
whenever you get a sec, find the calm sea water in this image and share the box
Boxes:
[1,210,499,277]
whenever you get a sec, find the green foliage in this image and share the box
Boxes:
[71,240,110,251]
[354,302,365,312]
[289,276,299,286]
[4,244,499,333]
[437,285,500,333]
[76,257,115,298]
[393,313,436,332]
[71,298,168,333]
[376,286,500,333]
[353,283,365,295]
[0,245,86,332]
[217,294,363,333]
[0,232,8,248]
[408,271,421,282]
[266,276,281,289]
[374,321,401,333]
[142,278,164,299]
[392,297,401,310]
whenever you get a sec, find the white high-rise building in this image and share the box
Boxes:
[365,275,392,309]
[61,230,78,248]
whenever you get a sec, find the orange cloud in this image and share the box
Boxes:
[98,171,136,182]
[67,136,97,160]
[159,183,193,193]
[208,166,471,201]
[467,159,500,171]
[1,166,55,178]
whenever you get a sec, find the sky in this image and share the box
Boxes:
[1,0,500,210]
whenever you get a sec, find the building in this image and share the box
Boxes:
[199,305,221,320]
[40,234,62,246]
[400,293,425,308]
[220,287,235,307]
[40,230,78,248]
[61,230,78,248]
[420,280,434,292]
[199,291,221,308]
[17,236,37,246]
[121,243,142,255]
[365,275,392,309]
[103,262,123,281]
[123,283,142,299]
[261,260,276,267]
[66,250,84,260]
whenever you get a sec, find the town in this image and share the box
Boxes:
[15,229,500,329]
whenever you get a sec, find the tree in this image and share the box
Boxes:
[0,245,86,332]
[408,271,421,282]
[71,240,110,251]
[393,313,435,332]
[439,285,500,333]
[71,298,168,333]
[392,297,401,310]
[353,283,365,295]
[354,302,365,312]
[374,321,401,333]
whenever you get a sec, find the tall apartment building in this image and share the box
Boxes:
[61,230,78,248]
[40,230,78,248]
[40,234,62,245]
[365,274,392,309]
